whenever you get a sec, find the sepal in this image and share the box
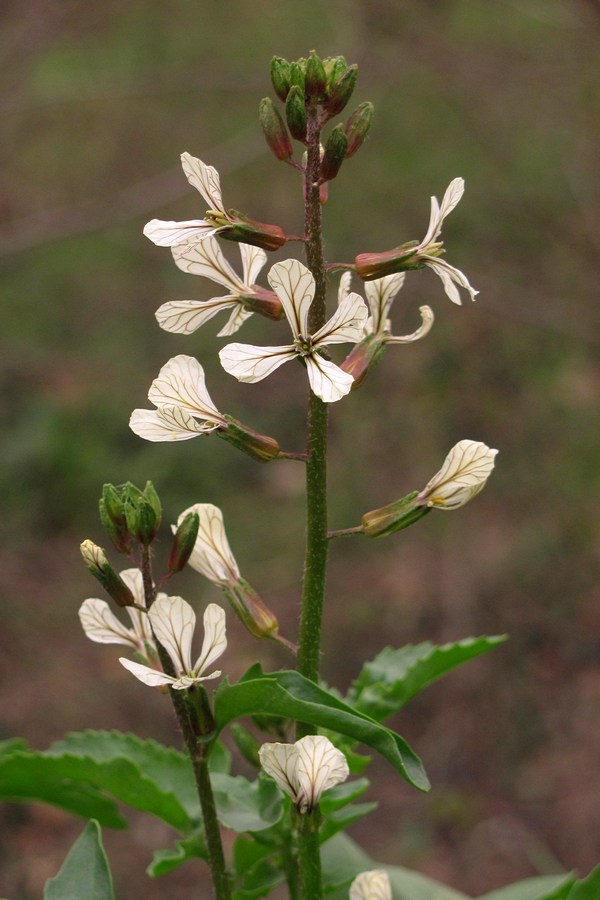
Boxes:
[362,492,431,538]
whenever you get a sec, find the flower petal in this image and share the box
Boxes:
[217,305,254,337]
[79,598,140,648]
[425,258,478,305]
[147,355,225,423]
[386,304,434,344]
[258,742,299,804]
[129,407,214,442]
[420,177,465,247]
[148,595,196,674]
[312,293,368,346]
[192,603,227,676]
[239,243,267,287]
[418,439,498,509]
[337,270,352,305]
[267,259,315,336]
[119,656,176,687]
[364,273,405,334]
[119,568,145,606]
[155,297,238,335]
[143,218,220,248]
[180,153,226,213]
[349,870,392,900]
[305,355,354,403]
[294,735,349,813]
[219,343,296,383]
[177,503,240,585]
[171,236,243,291]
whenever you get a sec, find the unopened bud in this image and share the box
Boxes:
[362,492,431,538]
[340,335,386,388]
[355,242,420,281]
[80,540,136,606]
[285,85,307,142]
[168,511,200,574]
[122,481,162,546]
[324,64,358,118]
[321,124,348,181]
[218,417,281,462]
[220,214,286,252]
[238,287,284,322]
[259,98,293,161]
[270,56,291,102]
[344,101,374,157]
[305,51,327,100]
[223,578,280,639]
[230,723,261,768]
[99,484,131,554]
[325,56,348,90]
[289,60,306,91]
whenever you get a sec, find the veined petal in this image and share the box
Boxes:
[305,355,354,403]
[119,656,176,687]
[143,218,220,248]
[180,153,226,213]
[79,598,140,648]
[129,407,215,442]
[349,870,392,900]
[364,273,405,334]
[219,343,296,383]
[147,356,225,423]
[217,305,254,337]
[386,304,434,344]
[313,293,368,346]
[155,297,238,335]
[337,270,352,305]
[119,568,145,607]
[420,177,465,247]
[148,595,196,674]
[172,237,243,291]
[425,258,478,305]
[267,259,315,336]
[240,243,267,287]
[192,603,227,676]
[258,742,298,804]
[418,439,498,509]
[170,670,222,690]
[177,503,240,585]
[294,735,350,814]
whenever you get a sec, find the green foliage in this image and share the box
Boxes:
[147,832,207,877]
[43,820,115,900]
[348,635,507,721]
[212,773,283,833]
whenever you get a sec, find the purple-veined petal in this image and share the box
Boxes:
[148,356,225,423]
[217,305,254,337]
[425,258,478,305]
[119,568,145,607]
[418,439,498,509]
[171,237,243,291]
[192,603,227,676]
[143,218,220,247]
[386,305,434,344]
[119,656,176,687]
[420,177,465,248]
[258,742,298,803]
[79,598,141,648]
[155,297,238,335]
[294,735,349,813]
[312,293,368,346]
[148,595,196,674]
[219,343,296,383]
[180,153,226,213]
[337,270,352,305]
[129,407,215,442]
[267,259,315,336]
[305,355,354,403]
[177,503,240,585]
[364,273,405,334]
[239,243,267,287]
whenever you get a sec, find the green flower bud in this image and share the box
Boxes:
[270,56,291,102]
[122,481,161,546]
[80,540,136,607]
[344,101,374,157]
[324,64,358,118]
[321,124,349,181]
[289,60,306,91]
[361,491,431,538]
[218,416,281,462]
[325,55,348,91]
[230,723,261,768]
[285,85,307,142]
[99,483,131,554]
[305,50,327,100]
[259,97,293,161]
[223,578,280,640]
[168,511,200,574]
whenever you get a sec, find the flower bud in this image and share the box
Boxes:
[285,85,308,142]
[238,287,284,322]
[362,492,431,538]
[289,60,306,91]
[355,242,420,281]
[219,214,286,252]
[122,481,162,546]
[223,578,280,640]
[230,723,261,769]
[270,56,291,102]
[325,55,348,90]
[320,124,348,181]
[219,416,281,462]
[80,540,136,607]
[340,334,387,388]
[259,98,293,161]
[324,64,358,118]
[168,511,200,574]
[344,101,374,158]
[99,483,132,554]
[305,50,327,100]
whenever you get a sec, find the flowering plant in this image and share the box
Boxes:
[5,51,596,900]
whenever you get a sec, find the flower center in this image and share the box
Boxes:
[294,334,314,357]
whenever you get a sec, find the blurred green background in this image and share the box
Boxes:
[1,0,599,897]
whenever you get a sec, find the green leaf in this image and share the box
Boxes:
[147,831,207,877]
[570,863,600,899]
[0,738,28,758]
[212,773,283,832]
[319,778,370,815]
[476,874,576,900]
[43,820,115,900]
[214,666,429,792]
[348,635,507,721]
[232,835,285,900]
[319,801,378,845]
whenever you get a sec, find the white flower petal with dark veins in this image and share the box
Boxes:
[259,735,349,813]
[172,237,244,291]
[148,595,196,674]
[129,407,215,442]
[155,297,238,335]
[219,343,296,383]
[176,503,240,585]
[312,292,368,345]
[143,218,221,248]
[180,153,226,213]
[267,258,315,336]
[349,870,392,900]
[147,356,225,423]
[79,598,141,648]
[305,355,354,403]
[418,439,498,509]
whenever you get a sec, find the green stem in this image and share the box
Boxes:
[297,811,323,900]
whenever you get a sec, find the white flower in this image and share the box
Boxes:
[174,503,240,587]
[349,870,392,900]
[417,439,498,510]
[143,154,230,248]
[258,735,349,814]
[219,259,368,403]
[119,596,226,690]
[129,355,227,443]
[338,271,434,345]
[156,237,269,337]
[414,177,478,305]
[79,569,155,654]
